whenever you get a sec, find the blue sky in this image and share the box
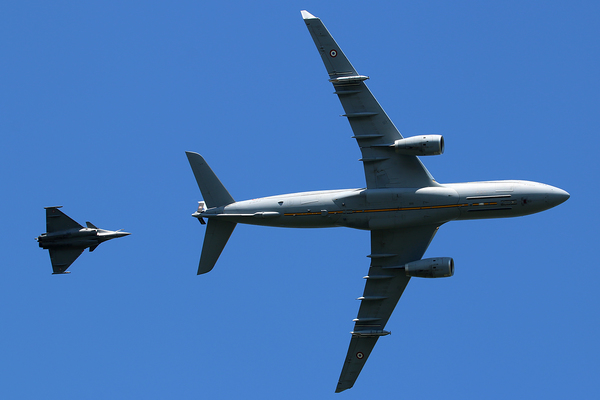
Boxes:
[1,1,599,399]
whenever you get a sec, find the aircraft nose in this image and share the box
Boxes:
[545,187,570,208]
[103,231,130,239]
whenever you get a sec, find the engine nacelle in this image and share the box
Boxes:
[404,257,454,278]
[393,135,444,156]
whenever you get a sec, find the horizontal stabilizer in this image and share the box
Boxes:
[198,219,236,274]
[186,152,235,208]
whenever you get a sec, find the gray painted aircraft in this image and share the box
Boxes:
[36,206,130,274]
[185,10,570,393]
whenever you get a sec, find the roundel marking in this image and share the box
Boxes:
[356,352,364,359]
[330,49,337,58]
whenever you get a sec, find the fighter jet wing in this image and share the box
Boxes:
[48,247,85,274]
[302,10,436,189]
[45,206,83,233]
[336,224,440,392]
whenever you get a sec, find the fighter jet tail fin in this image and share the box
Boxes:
[197,220,236,275]
[185,151,235,208]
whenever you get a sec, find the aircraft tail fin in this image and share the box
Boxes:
[185,151,237,274]
[197,219,236,274]
[185,151,235,208]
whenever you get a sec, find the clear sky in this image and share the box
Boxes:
[1,1,599,399]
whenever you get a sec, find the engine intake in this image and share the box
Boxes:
[393,135,444,156]
[404,257,454,278]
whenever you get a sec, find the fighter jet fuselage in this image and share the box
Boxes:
[195,180,569,230]
[36,227,128,250]
[36,206,130,274]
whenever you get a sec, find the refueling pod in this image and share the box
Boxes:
[393,135,444,156]
[404,257,454,278]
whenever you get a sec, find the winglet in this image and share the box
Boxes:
[301,10,317,20]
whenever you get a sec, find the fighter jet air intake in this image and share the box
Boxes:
[186,10,569,393]
[36,207,130,274]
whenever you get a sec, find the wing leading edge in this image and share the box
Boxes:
[302,11,436,189]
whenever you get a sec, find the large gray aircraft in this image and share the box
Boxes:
[36,206,130,274]
[186,10,569,393]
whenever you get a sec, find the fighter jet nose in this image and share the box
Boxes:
[101,230,130,239]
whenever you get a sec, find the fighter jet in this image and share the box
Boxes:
[185,10,569,393]
[36,206,130,274]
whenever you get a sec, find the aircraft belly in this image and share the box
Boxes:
[227,214,342,229]
[215,187,463,230]
[39,239,98,249]
[367,207,459,229]
[363,186,460,229]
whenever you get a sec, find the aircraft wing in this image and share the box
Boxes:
[45,206,83,233]
[336,224,440,392]
[48,247,85,274]
[302,11,436,189]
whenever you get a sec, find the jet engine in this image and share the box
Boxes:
[393,135,444,156]
[404,257,454,278]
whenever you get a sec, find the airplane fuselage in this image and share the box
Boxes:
[36,228,129,249]
[195,180,569,230]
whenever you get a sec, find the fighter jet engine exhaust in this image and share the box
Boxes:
[393,135,444,156]
[404,257,454,278]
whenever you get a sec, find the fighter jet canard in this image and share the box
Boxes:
[185,11,570,393]
[36,206,130,274]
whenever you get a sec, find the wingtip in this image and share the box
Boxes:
[185,151,204,162]
[301,10,318,20]
[335,384,351,393]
